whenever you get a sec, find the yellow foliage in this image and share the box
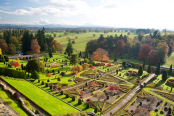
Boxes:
[0,48,2,55]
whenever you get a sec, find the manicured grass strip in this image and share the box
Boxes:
[0,87,28,116]
[3,78,79,115]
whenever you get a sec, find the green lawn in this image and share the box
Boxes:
[163,52,174,67]
[0,87,28,116]
[3,78,79,115]
[49,32,137,52]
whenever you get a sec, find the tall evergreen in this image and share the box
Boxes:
[48,49,53,58]
[85,50,89,59]
[65,39,73,56]
[155,63,161,75]
[79,51,82,58]
[147,65,151,73]
[143,59,145,69]
[114,56,117,62]
[22,30,32,54]
[36,27,45,51]
[162,70,168,81]
[70,54,79,65]
[138,66,143,76]
[169,64,172,75]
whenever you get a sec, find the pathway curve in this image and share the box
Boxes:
[104,74,155,116]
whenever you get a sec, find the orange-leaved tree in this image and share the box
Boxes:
[92,48,109,62]
[30,39,40,54]
[71,65,83,74]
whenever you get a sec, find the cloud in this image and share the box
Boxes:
[0,0,89,17]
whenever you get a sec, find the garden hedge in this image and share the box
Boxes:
[0,67,25,79]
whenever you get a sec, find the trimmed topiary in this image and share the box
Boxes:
[72,96,75,101]
[41,81,44,85]
[78,99,82,105]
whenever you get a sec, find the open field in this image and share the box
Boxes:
[3,78,79,115]
[47,32,137,52]
[0,87,28,116]
[163,52,174,67]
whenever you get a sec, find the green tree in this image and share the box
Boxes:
[36,27,45,51]
[22,30,32,54]
[48,49,53,58]
[9,36,19,47]
[31,70,40,79]
[85,50,89,59]
[79,51,82,58]
[60,72,65,77]
[155,63,161,75]
[70,54,79,65]
[147,65,151,73]
[52,45,56,53]
[65,39,73,56]
[169,64,172,75]
[114,56,117,62]
[162,70,168,81]
[26,59,44,72]
[138,66,143,76]
[8,43,16,55]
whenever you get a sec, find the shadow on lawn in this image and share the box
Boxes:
[155,80,165,87]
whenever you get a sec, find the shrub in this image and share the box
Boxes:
[94,108,98,113]
[66,94,69,98]
[155,109,158,112]
[13,92,20,100]
[86,99,91,102]
[78,99,82,105]
[86,103,89,109]
[38,79,40,83]
[0,55,5,62]
[3,55,9,62]
[60,91,63,95]
[160,111,163,114]
[11,62,20,67]
[41,81,44,85]
[35,109,40,114]
[50,85,53,89]
[47,79,50,82]
[26,59,44,72]
[72,96,75,101]
[60,72,65,77]
[57,77,61,81]
[31,70,40,79]
[46,73,52,77]
[107,95,109,100]
[45,83,49,87]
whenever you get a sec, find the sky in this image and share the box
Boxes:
[0,0,174,30]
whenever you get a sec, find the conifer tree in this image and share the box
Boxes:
[169,64,172,75]
[138,66,143,76]
[48,49,53,58]
[155,63,161,75]
[162,70,168,81]
[65,39,73,56]
[147,65,151,73]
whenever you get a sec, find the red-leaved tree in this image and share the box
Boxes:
[11,62,20,67]
[30,39,40,54]
[147,50,160,64]
[138,44,153,59]
[92,48,109,62]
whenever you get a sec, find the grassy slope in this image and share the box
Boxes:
[163,52,174,67]
[50,32,137,52]
[0,87,28,116]
[3,78,79,115]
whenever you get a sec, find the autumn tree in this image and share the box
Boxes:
[82,63,89,70]
[147,50,160,64]
[8,43,16,55]
[30,39,40,54]
[138,44,153,60]
[115,39,125,56]
[156,43,169,63]
[0,39,8,54]
[53,40,63,53]
[0,48,2,55]
[71,65,83,74]
[92,48,109,62]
